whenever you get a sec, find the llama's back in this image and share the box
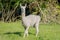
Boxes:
[26,15,40,22]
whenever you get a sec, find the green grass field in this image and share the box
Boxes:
[0,21,60,40]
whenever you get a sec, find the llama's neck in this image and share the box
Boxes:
[21,8,26,18]
[22,13,25,18]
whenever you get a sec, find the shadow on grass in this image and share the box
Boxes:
[0,32,44,40]
[3,32,36,36]
[3,32,23,37]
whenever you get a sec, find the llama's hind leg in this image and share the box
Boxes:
[35,23,39,37]
[24,26,29,37]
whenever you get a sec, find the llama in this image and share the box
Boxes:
[20,4,40,37]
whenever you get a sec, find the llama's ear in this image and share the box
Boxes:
[20,4,22,7]
[25,4,27,7]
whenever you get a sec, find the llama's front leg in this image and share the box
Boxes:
[35,24,39,37]
[24,26,29,37]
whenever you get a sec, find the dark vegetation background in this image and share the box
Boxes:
[0,0,60,24]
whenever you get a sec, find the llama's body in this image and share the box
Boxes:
[22,15,40,27]
[20,4,40,37]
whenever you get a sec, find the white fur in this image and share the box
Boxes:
[20,4,40,37]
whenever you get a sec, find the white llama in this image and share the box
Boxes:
[20,4,40,37]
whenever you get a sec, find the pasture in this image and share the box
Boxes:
[0,21,60,40]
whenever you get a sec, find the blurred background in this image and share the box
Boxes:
[0,0,60,24]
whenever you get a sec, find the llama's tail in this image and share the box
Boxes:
[36,11,42,22]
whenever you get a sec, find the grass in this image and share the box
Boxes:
[0,21,60,40]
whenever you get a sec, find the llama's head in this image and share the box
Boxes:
[20,4,26,13]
